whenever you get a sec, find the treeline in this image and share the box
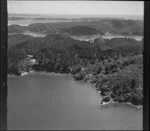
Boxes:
[8,34,143,75]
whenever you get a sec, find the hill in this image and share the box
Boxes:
[8,19,143,36]
[61,25,100,36]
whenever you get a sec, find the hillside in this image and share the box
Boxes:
[61,25,99,36]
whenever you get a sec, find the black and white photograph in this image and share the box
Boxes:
[5,0,144,130]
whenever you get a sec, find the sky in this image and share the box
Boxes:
[8,1,144,16]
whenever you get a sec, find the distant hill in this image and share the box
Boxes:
[8,19,143,36]
[8,25,27,34]
[61,25,99,36]
[8,34,34,46]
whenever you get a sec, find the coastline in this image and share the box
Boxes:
[98,98,143,109]
[8,70,71,78]
[82,77,143,109]
[8,71,143,109]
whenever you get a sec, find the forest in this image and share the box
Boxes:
[8,31,143,106]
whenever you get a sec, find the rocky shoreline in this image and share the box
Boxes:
[98,96,143,109]
[89,79,143,109]
[99,99,143,109]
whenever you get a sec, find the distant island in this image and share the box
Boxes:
[8,18,143,36]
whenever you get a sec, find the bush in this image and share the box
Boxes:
[73,71,86,80]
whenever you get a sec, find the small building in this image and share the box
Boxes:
[29,59,38,65]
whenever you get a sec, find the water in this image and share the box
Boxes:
[70,34,143,42]
[23,31,46,37]
[8,72,143,130]
[70,34,101,42]
[8,19,84,26]
[102,35,143,41]
[8,31,143,42]
[8,14,143,26]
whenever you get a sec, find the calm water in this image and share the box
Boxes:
[8,31,143,42]
[70,34,143,42]
[8,19,84,26]
[8,72,143,130]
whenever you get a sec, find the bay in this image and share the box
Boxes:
[8,72,142,130]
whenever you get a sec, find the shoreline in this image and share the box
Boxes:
[74,75,143,109]
[91,82,143,109]
[8,71,143,109]
[8,70,71,78]
[8,31,143,42]
[82,76,143,109]
[98,98,143,109]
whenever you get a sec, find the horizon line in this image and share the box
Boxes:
[8,13,143,16]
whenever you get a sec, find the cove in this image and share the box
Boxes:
[7,72,143,130]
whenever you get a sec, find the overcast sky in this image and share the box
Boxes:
[8,1,144,16]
